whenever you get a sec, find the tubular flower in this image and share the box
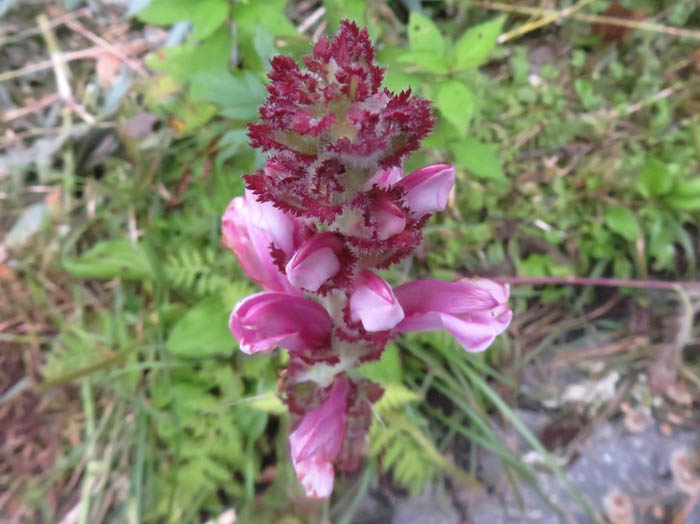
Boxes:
[221,189,306,294]
[397,164,456,217]
[349,270,404,332]
[289,378,349,498]
[222,20,512,499]
[394,279,512,352]
[229,292,331,355]
[286,232,346,292]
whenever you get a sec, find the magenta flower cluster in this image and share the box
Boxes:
[222,21,512,498]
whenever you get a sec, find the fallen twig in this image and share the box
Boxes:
[495,276,700,292]
[64,19,147,76]
[37,14,95,125]
[496,0,595,43]
[1,93,59,122]
[0,7,90,46]
[0,39,151,84]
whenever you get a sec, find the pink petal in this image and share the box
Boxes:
[243,188,301,255]
[229,292,331,354]
[394,279,504,316]
[373,196,406,240]
[349,271,404,332]
[393,278,512,353]
[290,378,349,498]
[441,309,513,353]
[286,233,344,292]
[364,165,402,190]
[294,457,335,498]
[222,191,306,293]
[290,379,348,464]
[396,164,455,217]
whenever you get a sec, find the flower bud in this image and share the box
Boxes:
[229,292,331,354]
[373,196,406,241]
[349,271,404,332]
[396,164,455,217]
[286,233,345,292]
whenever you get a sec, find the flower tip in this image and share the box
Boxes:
[399,163,456,217]
[285,233,345,292]
[349,271,405,332]
[295,458,335,498]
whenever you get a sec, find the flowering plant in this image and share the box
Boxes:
[222,20,512,499]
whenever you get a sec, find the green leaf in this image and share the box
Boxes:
[666,176,700,210]
[137,0,228,41]
[604,205,639,241]
[231,0,298,37]
[355,343,402,384]
[382,67,421,92]
[450,137,505,181]
[169,101,218,133]
[666,195,700,211]
[248,393,286,415]
[672,176,700,197]
[436,80,475,136]
[166,294,234,358]
[190,71,266,121]
[144,25,232,83]
[517,254,572,278]
[453,16,505,70]
[647,215,676,271]
[63,240,153,280]
[252,27,278,72]
[325,0,368,32]
[217,130,250,163]
[637,157,671,197]
[407,12,446,56]
[396,51,450,74]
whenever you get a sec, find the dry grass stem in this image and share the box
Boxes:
[473,0,700,42]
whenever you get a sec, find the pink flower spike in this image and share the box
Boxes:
[286,233,345,292]
[349,271,404,332]
[290,378,349,498]
[393,278,512,352]
[229,292,332,354]
[373,196,406,241]
[222,190,306,293]
[396,164,455,217]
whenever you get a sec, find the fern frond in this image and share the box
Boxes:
[374,383,421,414]
[165,246,231,297]
[369,413,436,495]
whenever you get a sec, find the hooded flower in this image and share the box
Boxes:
[222,189,307,293]
[289,378,349,498]
[349,270,405,332]
[393,278,512,352]
[396,163,455,217]
[285,232,346,292]
[229,292,332,355]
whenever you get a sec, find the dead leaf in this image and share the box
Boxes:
[592,3,647,43]
[96,52,121,88]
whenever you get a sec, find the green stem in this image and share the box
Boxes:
[78,380,96,524]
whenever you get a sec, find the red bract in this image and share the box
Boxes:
[246,20,434,222]
[221,20,512,500]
